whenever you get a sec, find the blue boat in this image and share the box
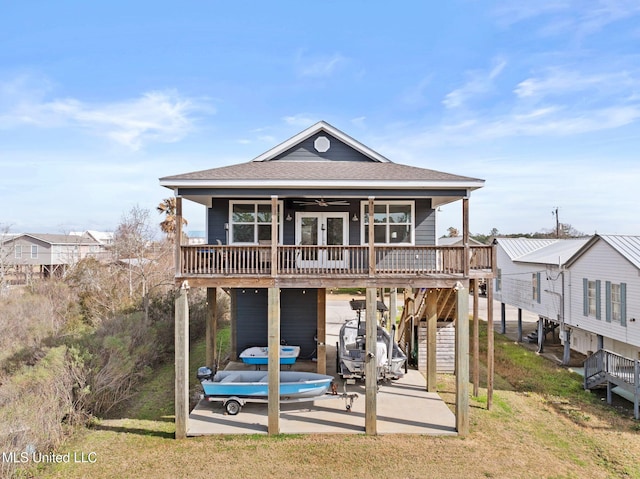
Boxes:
[197,369,334,399]
[239,345,301,365]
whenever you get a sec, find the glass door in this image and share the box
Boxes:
[296,212,348,268]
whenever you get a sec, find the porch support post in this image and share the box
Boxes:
[365,287,378,435]
[230,290,237,360]
[455,282,469,435]
[267,287,281,434]
[487,278,494,410]
[517,308,523,343]
[562,327,571,366]
[537,317,544,353]
[462,197,469,277]
[501,304,507,334]
[175,196,182,276]
[317,288,327,374]
[271,196,278,278]
[426,288,438,392]
[205,288,218,370]
[472,279,480,397]
[368,197,375,277]
[174,281,189,439]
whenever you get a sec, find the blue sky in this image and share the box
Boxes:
[1,1,639,238]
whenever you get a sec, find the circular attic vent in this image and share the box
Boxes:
[314,136,331,153]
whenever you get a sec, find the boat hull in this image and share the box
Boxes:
[337,318,407,381]
[239,345,301,365]
[200,370,334,399]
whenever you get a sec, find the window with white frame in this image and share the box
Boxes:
[31,245,38,258]
[611,283,621,322]
[230,201,282,244]
[14,245,22,259]
[362,201,413,244]
[587,280,597,316]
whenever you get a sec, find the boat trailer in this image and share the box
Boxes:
[203,383,358,416]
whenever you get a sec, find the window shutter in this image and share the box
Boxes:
[596,280,601,320]
[583,278,588,316]
[605,281,611,323]
[536,272,541,303]
[621,283,627,327]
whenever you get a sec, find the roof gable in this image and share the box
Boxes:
[251,121,390,163]
[567,234,640,270]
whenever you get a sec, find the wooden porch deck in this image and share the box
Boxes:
[178,244,494,287]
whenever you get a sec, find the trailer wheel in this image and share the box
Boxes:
[225,399,241,416]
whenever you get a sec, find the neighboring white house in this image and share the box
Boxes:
[493,237,589,326]
[493,234,640,359]
[70,230,114,246]
[564,235,640,360]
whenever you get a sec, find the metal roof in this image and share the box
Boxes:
[495,238,558,261]
[516,239,590,265]
[596,235,640,270]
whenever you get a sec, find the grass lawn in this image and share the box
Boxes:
[27,323,640,479]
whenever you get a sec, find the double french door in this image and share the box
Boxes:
[296,212,348,269]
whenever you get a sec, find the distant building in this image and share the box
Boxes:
[1,233,104,281]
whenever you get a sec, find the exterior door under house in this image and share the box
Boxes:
[160,120,495,438]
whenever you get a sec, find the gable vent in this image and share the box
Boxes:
[314,136,330,153]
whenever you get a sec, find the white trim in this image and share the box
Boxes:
[360,200,415,245]
[251,121,391,163]
[159,179,484,189]
[228,200,284,244]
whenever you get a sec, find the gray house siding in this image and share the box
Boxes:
[272,133,372,162]
[233,288,319,359]
[207,199,230,245]
[415,199,435,246]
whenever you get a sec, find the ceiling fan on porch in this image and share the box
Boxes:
[293,198,350,207]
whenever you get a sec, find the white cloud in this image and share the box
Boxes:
[493,0,640,37]
[282,114,317,127]
[350,116,366,128]
[0,78,211,150]
[443,58,507,109]
[514,69,634,99]
[295,51,347,78]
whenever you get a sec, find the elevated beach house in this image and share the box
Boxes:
[159,121,494,437]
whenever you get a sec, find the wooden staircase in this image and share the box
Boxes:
[584,349,640,419]
[397,288,457,366]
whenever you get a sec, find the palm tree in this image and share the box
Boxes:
[157,197,188,240]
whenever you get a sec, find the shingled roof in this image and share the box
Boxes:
[160,160,480,184]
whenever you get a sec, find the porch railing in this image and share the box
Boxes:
[179,244,493,278]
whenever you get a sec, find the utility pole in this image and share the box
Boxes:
[552,207,560,238]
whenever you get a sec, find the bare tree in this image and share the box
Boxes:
[114,206,174,321]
